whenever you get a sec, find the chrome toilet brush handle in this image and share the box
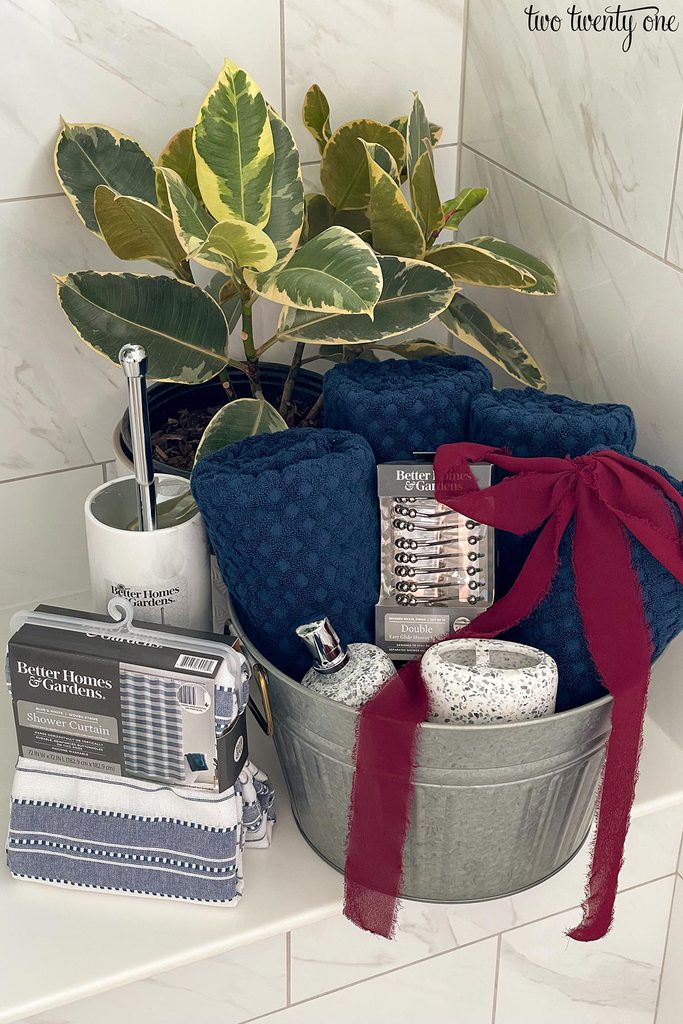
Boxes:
[119,344,157,532]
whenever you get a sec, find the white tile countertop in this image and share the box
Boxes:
[0,594,682,1024]
[0,594,342,1024]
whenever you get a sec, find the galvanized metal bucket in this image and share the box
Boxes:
[231,599,612,903]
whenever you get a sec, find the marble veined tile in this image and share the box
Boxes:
[284,0,465,163]
[462,0,683,254]
[0,196,133,480]
[0,464,103,609]
[0,0,282,200]
[456,149,683,478]
[495,876,675,1024]
[667,141,683,269]
[279,936,497,1024]
[19,935,287,1024]
[656,878,683,1023]
[290,803,682,1001]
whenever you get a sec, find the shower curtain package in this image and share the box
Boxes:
[6,603,248,792]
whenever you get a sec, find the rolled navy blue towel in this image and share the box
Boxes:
[469,387,636,459]
[323,355,493,461]
[503,449,683,711]
[191,428,380,680]
[469,388,637,598]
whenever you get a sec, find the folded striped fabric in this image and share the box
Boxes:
[239,761,275,848]
[7,757,243,905]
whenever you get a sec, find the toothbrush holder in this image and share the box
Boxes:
[85,474,212,630]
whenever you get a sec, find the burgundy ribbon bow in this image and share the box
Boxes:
[344,444,683,942]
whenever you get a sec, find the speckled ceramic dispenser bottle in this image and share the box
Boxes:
[296,618,395,708]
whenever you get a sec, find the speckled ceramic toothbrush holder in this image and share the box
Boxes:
[420,638,558,725]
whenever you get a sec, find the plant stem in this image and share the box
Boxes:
[279,342,305,417]
[255,335,280,358]
[219,367,236,400]
[301,393,323,426]
[240,291,263,399]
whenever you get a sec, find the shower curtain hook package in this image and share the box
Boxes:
[6,597,250,792]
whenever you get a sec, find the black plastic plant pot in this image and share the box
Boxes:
[118,362,324,480]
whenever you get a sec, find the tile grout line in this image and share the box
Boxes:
[490,933,502,1024]
[236,872,678,1024]
[462,143,683,276]
[279,0,287,121]
[0,460,110,487]
[285,931,292,1006]
[653,872,679,1023]
[0,191,64,205]
[455,0,471,195]
[663,102,683,261]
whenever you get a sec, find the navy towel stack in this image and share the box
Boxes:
[469,388,637,600]
[191,428,380,680]
[503,449,683,711]
[323,355,493,461]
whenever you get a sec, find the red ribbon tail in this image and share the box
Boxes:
[568,487,653,940]
[567,682,649,941]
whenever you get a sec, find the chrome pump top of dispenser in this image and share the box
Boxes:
[295,618,349,673]
[119,344,157,532]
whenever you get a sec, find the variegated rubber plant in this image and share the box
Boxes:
[54,57,555,463]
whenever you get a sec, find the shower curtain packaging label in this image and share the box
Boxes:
[7,606,241,791]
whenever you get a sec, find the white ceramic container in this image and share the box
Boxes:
[420,638,558,724]
[85,474,212,630]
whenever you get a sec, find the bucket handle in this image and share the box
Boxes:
[248,663,274,737]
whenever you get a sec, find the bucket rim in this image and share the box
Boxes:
[228,596,613,732]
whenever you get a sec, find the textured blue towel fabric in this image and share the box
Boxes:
[192,428,380,680]
[469,388,637,599]
[323,355,493,461]
[503,449,683,711]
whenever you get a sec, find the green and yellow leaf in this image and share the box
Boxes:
[442,187,488,230]
[276,254,455,344]
[55,122,157,235]
[246,225,381,314]
[411,150,444,239]
[195,397,287,462]
[425,242,535,288]
[55,272,230,383]
[195,219,278,272]
[319,119,405,209]
[377,338,454,359]
[302,84,332,155]
[157,167,220,269]
[158,127,201,200]
[246,107,305,289]
[193,58,274,226]
[406,94,431,190]
[302,193,335,243]
[364,142,400,183]
[440,294,546,388]
[389,115,443,151]
[362,142,425,259]
[465,236,556,294]
[93,186,188,274]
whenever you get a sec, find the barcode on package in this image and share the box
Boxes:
[174,654,218,674]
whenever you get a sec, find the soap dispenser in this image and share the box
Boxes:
[295,618,395,707]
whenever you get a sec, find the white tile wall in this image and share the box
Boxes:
[0,0,282,200]
[495,877,674,1024]
[18,935,287,1024]
[667,137,683,269]
[656,876,683,1024]
[271,935,498,1024]
[462,0,683,254]
[289,803,682,1001]
[457,148,683,478]
[284,0,465,161]
[0,464,103,608]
